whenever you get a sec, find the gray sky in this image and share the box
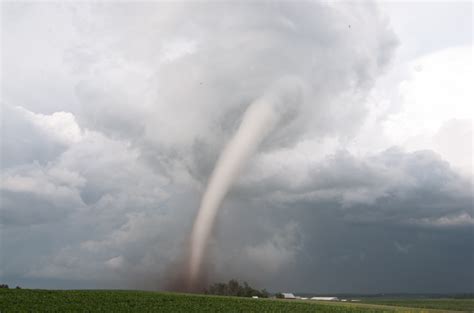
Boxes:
[1,1,472,293]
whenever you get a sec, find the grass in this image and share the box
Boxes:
[0,289,472,312]
[359,299,474,312]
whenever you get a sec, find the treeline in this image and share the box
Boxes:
[0,284,20,289]
[205,279,269,298]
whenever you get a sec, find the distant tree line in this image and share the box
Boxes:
[0,284,21,289]
[205,279,269,298]
[453,294,474,299]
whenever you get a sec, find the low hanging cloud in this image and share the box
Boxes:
[1,1,472,293]
[259,148,472,225]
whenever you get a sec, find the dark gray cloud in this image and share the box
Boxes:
[213,148,473,293]
[1,1,472,294]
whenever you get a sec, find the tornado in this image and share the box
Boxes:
[187,79,302,290]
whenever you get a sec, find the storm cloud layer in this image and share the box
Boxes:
[1,2,473,293]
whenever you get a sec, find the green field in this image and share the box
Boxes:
[359,299,474,312]
[0,289,472,312]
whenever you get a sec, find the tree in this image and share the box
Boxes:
[206,280,269,298]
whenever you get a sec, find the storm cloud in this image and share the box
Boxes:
[1,1,472,293]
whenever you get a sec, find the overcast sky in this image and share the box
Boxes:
[1,1,472,293]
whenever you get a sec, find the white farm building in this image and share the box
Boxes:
[282,293,296,299]
[311,296,339,301]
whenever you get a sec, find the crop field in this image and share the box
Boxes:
[359,299,474,312]
[0,289,472,312]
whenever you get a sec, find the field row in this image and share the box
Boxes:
[1,289,472,312]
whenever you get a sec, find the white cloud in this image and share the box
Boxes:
[410,213,474,228]
[24,110,83,145]
[384,46,473,174]
[343,45,473,177]
[105,256,124,270]
[161,39,197,63]
[385,46,473,138]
